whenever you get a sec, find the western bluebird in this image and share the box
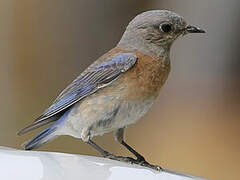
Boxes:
[18,10,205,170]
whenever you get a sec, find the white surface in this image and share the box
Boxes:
[0,147,209,180]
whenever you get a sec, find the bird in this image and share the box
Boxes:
[18,10,205,170]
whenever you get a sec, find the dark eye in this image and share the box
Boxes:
[160,23,172,33]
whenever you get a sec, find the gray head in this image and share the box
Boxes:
[118,10,205,60]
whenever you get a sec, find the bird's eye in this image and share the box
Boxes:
[160,23,172,33]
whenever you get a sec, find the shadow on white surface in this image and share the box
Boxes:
[0,146,209,180]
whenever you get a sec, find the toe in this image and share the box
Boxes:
[136,155,146,163]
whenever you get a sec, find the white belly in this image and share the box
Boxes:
[113,97,155,128]
[88,96,156,138]
[57,94,156,140]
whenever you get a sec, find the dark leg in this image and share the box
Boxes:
[114,128,162,171]
[114,128,146,163]
[121,140,146,163]
[86,139,136,163]
[87,139,110,157]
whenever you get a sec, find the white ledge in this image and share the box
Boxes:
[0,146,209,180]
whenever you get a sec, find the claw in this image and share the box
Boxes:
[104,153,163,171]
[135,158,163,171]
[140,161,163,171]
[136,155,146,163]
[104,154,136,164]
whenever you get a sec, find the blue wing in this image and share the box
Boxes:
[18,53,137,135]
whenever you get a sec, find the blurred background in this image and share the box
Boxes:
[0,0,239,179]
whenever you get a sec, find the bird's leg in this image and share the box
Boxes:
[86,139,110,157]
[114,128,162,171]
[121,140,146,162]
[114,128,147,163]
[86,139,136,163]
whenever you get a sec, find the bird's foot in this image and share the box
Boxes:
[104,153,162,171]
[135,155,163,171]
[138,161,163,171]
[104,152,137,164]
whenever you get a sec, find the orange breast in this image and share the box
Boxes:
[104,47,171,100]
[123,51,170,100]
[94,47,171,101]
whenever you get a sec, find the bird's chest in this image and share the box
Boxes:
[123,55,171,101]
[113,55,170,126]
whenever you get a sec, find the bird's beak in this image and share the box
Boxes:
[185,25,205,33]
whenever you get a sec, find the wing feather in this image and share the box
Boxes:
[18,53,137,135]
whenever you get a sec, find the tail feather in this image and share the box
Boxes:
[23,126,57,150]
[17,114,62,136]
[17,120,53,136]
[20,109,71,150]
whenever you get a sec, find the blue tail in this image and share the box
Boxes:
[23,109,71,150]
[23,125,57,150]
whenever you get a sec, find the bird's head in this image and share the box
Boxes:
[118,10,205,59]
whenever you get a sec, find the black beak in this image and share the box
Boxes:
[185,25,205,33]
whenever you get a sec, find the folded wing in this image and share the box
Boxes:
[18,53,137,135]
